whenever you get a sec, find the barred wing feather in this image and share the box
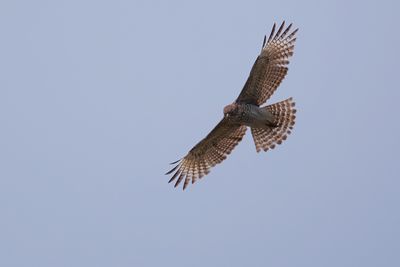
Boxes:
[236,21,298,106]
[166,119,247,190]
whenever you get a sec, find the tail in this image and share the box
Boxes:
[251,98,296,152]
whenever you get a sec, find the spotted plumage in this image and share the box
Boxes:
[167,21,298,190]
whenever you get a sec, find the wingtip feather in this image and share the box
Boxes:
[168,169,181,183]
[267,23,276,42]
[276,21,285,37]
[262,35,266,49]
[170,159,181,165]
[165,164,179,175]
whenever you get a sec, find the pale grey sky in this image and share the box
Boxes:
[0,0,399,266]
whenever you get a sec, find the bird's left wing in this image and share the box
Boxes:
[236,21,298,106]
[166,118,247,190]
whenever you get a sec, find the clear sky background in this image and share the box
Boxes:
[1,0,399,266]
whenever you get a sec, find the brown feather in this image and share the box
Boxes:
[267,23,276,43]
[236,22,298,106]
[166,118,247,190]
[250,98,296,152]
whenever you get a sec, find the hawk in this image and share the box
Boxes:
[166,21,298,190]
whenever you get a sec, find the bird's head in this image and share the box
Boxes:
[223,103,238,117]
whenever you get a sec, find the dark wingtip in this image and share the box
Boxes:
[169,159,181,165]
[276,21,285,37]
[288,28,299,39]
[165,163,179,175]
[267,23,276,42]
[168,169,181,183]
[168,176,176,184]
[281,23,293,38]
[262,35,266,48]
[174,173,185,188]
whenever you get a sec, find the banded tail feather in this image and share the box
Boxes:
[251,98,296,152]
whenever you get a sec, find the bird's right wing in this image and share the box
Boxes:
[166,118,247,190]
[235,22,298,106]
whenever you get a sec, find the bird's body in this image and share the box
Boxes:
[224,103,277,128]
[166,21,299,190]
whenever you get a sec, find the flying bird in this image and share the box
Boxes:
[166,21,298,190]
